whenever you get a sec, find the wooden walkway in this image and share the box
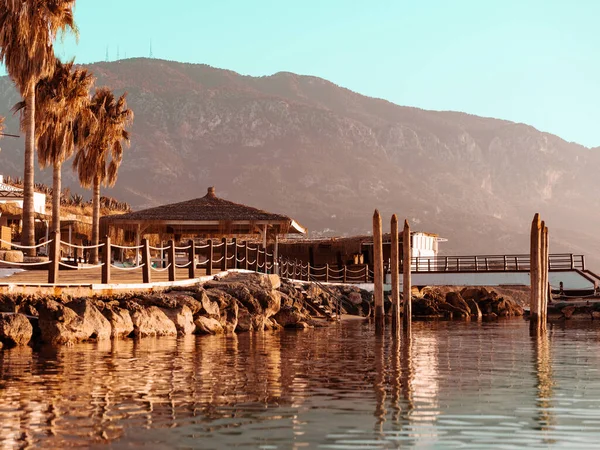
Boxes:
[1,267,204,285]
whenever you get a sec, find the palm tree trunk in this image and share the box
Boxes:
[90,175,101,264]
[51,162,61,235]
[21,86,36,256]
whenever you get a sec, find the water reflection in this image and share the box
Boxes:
[532,324,556,442]
[2,320,600,448]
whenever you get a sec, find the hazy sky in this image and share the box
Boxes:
[12,1,600,147]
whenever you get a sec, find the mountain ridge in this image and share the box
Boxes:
[0,58,598,268]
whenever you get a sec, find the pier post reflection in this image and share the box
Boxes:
[374,333,387,431]
[531,323,555,442]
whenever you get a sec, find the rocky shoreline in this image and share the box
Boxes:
[0,271,570,350]
[0,272,374,348]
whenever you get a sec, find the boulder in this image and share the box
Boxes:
[160,306,195,335]
[102,306,134,338]
[273,306,306,327]
[437,302,469,319]
[38,300,94,345]
[220,300,238,333]
[264,317,283,331]
[67,300,111,340]
[347,292,363,305]
[194,316,224,335]
[131,306,177,337]
[465,298,482,320]
[0,295,17,313]
[195,290,220,317]
[3,251,23,263]
[0,313,33,346]
[446,292,471,315]
[164,292,202,315]
[236,305,261,332]
[461,287,489,302]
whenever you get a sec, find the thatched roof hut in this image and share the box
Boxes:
[101,187,306,244]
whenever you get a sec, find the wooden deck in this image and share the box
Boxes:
[1,267,205,286]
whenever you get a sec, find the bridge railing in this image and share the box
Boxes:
[278,253,586,284]
[412,253,585,273]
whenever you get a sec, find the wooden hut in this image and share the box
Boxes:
[100,187,307,250]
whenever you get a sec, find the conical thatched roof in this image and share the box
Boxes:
[101,187,306,236]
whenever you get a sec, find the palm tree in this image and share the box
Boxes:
[0,0,78,253]
[31,60,94,236]
[73,88,133,263]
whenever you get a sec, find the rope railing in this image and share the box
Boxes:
[59,241,104,250]
[112,243,144,250]
[60,261,105,269]
[174,245,191,251]
[150,264,171,272]
[236,257,245,263]
[226,255,235,261]
[212,257,224,264]
[247,259,257,265]
[175,262,192,268]
[212,243,225,249]
[111,263,145,271]
[196,244,210,249]
[148,245,170,251]
[0,239,52,250]
[196,259,208,266]
[1,260,51,267]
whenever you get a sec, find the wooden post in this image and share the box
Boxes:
[504,255,507,271]
[343,265,347,283]
[325,263,329,283]
[391,214,400,332]
[243,241,249,270]
[142,238,151,283]
[306,263,311,281]
[373,210,384,334]
[274,235,279,275]
[167,239,176,282]
[188,239,196,279]
[530,214,542,323]
[582,255,586,271]
[232,238,238,270]
[365,264,369,282]
[474,256,479,272]
[101,236,111,284]
[570,253,575,270]
[48,231,60,284]
[444,256,448,271]
[207,239,213,276]
[403,220,412,331]
[541,224,549,323]
[221,238,227,272]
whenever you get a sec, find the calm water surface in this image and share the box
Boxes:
[1,319,600,449]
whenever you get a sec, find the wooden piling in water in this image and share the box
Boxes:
[403,220,412,331]
[373,210,384,334]
[530,214,542,322]
[391,214,400,332]
[541,223,549,323]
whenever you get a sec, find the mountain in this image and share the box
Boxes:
[1,58,599,269]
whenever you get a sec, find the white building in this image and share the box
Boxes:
[0,175,46,215]
[411,232,447,258]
